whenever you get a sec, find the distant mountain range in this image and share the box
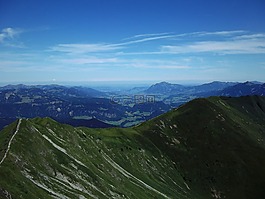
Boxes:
[143,81,265,106]
[144,81,238,95]
[218,81,265,97]
[0,84,106,98]
[0,84,171,130]
[0,81,264,130]
[1,96,265,198]
[145,81,185,94]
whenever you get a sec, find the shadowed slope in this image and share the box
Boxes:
[136,96,265,199]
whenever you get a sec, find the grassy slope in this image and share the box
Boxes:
[0,96,265,198]
[135,96,265,199]
[0,118,189,199]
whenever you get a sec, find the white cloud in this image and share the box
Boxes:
[195,30,247,37]
[48,52,191,69]
[118,35,177,45]
[122,30,246,43]
[123,32,173,40]
[127,63,190,69]
[50,43,123,54]
[122,30,265,55]
[121,59,191,69]
[0,27,22,43]
[50,34,175,54]
[161,36,265,54]
[58,57,119,64]
[50,30,252,55]
[46,30,265,75]
[234,33,265,40]
[116,30,253,50]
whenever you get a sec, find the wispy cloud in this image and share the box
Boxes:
[50,33,176,54]
[3,30,264,75]
[114,30,265,57]
[2,27,265,83]
[58,57,119,65]
[124,30,246,41]
[125,62,190,69]
[121,59,191,69]
[46,30,265,74]
[234,33,265,40]
[118,34,177,45]
[195,30,247,37]
[48,52,191,69]
[50,43,123,54]
[123,32,173,40]
[127,31,265,55]
[0,27,24,47]
[49,33,176,54]
[0,28,18,42]
[161,35,265,54]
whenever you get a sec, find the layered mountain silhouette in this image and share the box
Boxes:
[1,81,264,130]
[218,81,265,96]
[145,81,185,94]
[144,81,238,95]
[0,96,265,198]
[0,84,170,129]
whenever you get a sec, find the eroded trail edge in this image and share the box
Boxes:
[0,119,22,165]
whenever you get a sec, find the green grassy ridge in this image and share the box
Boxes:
[0,117,189,198]
[135,96,265,198]
[0,96,265,198]
[0,120,18,163]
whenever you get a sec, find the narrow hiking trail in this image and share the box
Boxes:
[0,119,22,165]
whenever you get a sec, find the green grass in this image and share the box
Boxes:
[0,96,265,198]
[135,96,265,199]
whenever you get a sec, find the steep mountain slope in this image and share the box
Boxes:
[0,119,189,199]
[0,96,265,198]
[136,95,265,199]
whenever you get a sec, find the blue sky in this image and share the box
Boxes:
[0,0,265,84]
